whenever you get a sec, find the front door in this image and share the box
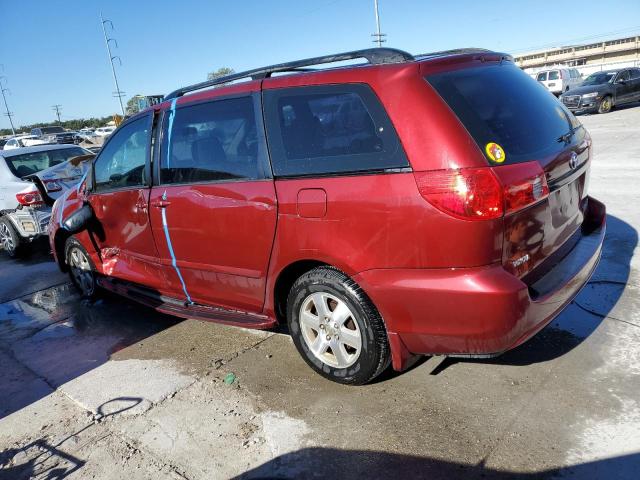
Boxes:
[148,94,277,312]
[88,114,167,290]
[614,70,633,104]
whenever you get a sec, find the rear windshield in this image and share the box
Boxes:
[3,147,87,178]
[427,63,576,164]
[39,126,65,134]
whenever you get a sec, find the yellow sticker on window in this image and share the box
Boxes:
[485,142,506,163]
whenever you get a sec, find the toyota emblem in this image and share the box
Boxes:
[569,152,578,170]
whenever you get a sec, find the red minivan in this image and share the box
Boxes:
[49,48,605,384]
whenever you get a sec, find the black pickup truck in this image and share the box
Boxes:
[31,126,77,145]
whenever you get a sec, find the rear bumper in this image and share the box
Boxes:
[5,207,51,240]
[355,196,606,369]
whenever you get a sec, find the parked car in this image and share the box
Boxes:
[3,135,48,150]
[0,138,8,150]
[31,126,76,145]
[0,144,91,257]
[94,126,116,137]
[536,68,582,95]
[560,68,640,114]
[49,48,605,385]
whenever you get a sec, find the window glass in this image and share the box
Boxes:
[264,84,408,177]
[160,96,264,184]
[4,147,87,178]
[427,63,576,164]
[548,71,560,80]
[94,116,149,191]
[630,69,640,80]
[617,70,631,82]
[536,72,547,81]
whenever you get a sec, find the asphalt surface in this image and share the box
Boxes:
[1,103,639,479]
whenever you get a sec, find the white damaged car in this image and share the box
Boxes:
[0,144,93,257]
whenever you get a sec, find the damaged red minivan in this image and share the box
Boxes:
[49,48,605,384]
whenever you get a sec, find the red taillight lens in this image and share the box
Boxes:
[415,162,550,221]
[415,168,504,220]
[492,161,550,215]
[44,179,62,192]
[16,191,44,206]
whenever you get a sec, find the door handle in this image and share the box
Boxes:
[151,200,171,209]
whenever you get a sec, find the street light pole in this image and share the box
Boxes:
[100,13,126,117]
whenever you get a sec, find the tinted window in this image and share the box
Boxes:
[536,72,547,81]
[582,72,616,85]
[629,69,640,80]
[427,63,576,164]
[548,71,560,80]
[94,116,149,191]
[4,147,87,178]
[617,70,631,82]
[264,84,408,177]
[160,96,266,184]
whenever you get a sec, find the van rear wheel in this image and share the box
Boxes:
[287,266,390,385]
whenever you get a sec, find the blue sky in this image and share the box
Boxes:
[1,0,639,128]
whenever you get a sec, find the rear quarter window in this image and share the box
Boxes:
[263,83,408,177]
[427,63,577,164]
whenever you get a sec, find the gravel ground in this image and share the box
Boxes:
[0,102,639,479]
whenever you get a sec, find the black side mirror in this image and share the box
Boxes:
[62,204,95,234]
[616,79,626,85]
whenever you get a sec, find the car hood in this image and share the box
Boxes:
[565,84,610,96]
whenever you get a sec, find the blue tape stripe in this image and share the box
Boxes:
[76,171,89,193]
[165,98,178,169]
[161,205,192,304]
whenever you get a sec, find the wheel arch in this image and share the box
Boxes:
[272,259,330,323]
[53,228,72,272]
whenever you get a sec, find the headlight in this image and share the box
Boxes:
[582,92,598,99]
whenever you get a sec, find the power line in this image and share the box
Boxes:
[52,104,62,124]
[100,13,126,116]
[0,75,16,135]
[371,0,386,47]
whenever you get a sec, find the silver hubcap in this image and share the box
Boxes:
[0,223,15,253]
[68,247,94,295]
[299,292,362,369]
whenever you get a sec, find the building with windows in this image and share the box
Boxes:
[514,35,640,75]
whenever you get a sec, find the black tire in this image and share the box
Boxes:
[65,236,98,299]
[598,95,613,114]
[287,266,391,385]
[0,216,25,258]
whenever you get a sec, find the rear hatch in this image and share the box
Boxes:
[426,61,590,279]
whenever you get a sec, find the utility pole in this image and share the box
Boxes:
[371,0,386,47]
[0,76,16,135]
[100,13,126,117]
[52,104,62,124]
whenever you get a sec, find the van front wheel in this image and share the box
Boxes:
[287,266,390,385]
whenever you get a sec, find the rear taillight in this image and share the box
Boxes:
[43,179,62,192]
[16,191,44,206]
[414,168,503,220]
[415,162,550,221]
[492,161,550,215]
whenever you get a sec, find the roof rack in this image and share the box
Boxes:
[164,48,414,100]
[415,48,513,62]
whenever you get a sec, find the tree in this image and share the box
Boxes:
[126,94,143,116]
[206,67,235,84]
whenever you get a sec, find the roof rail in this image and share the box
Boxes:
[164,48,414,100]
[415,48,513,61]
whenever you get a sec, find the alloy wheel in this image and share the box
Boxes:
[68,246,95,296]
[0,223,15,254]
[299,292,362,368]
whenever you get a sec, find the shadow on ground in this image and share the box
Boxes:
[236,447,640,480]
